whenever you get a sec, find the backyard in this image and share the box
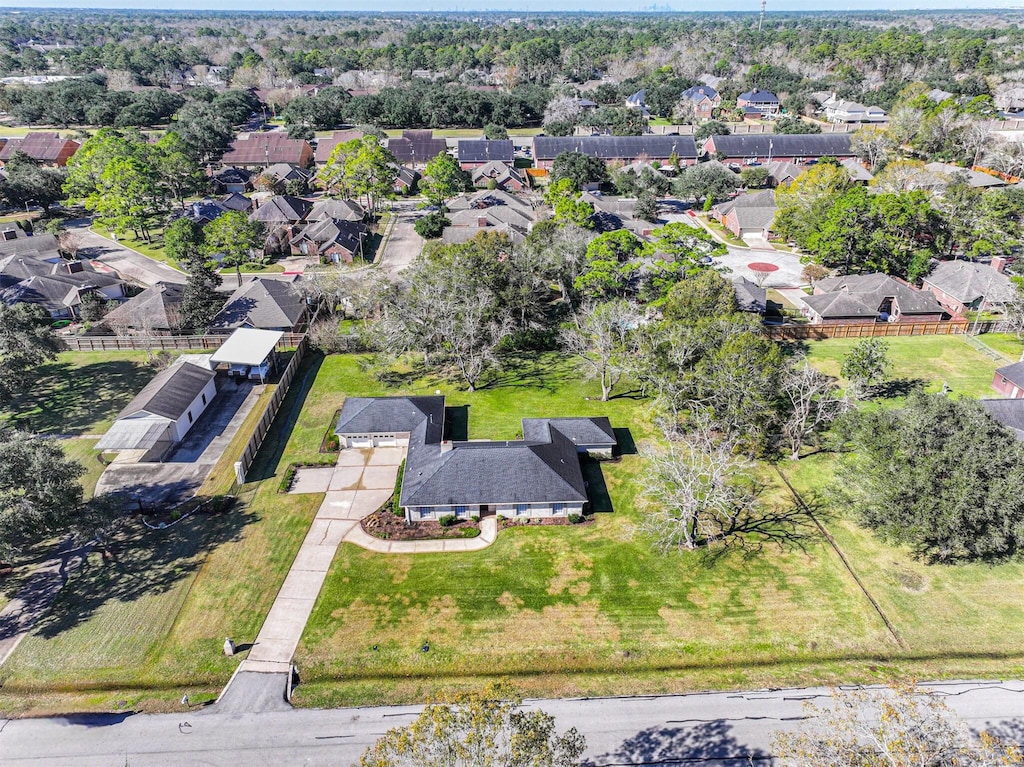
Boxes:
[2,336,1024,715]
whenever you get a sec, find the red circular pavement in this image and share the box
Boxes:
[747,262,779,272]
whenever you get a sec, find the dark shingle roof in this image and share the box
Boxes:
[103,282,184,331]
[386,131,448,165]
[307,198,364,222]
[249,195,312,224]
[118,362,216,421]
[807,273,944,319]
[733,277,767,313]
[996,361,1024,389]
[707,134,853,159]
[0,232,60,260]
[521,417,616,447]
[335,396,445,443]
[981,398,1024,441]
[290,218,366,255]
[681,85,718,102]
[738,89,779,103]
[212,278,307,330]
[458,139,514,164]
[533,136,698,162]
[921,261,1016,305]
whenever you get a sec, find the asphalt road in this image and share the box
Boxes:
[69,219,187,287]
[1,680,1021,766]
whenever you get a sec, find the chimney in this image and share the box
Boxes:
[477,217,488,228]
[992,256,1009,274]
[65,260,84,274]
[440,441,454,453]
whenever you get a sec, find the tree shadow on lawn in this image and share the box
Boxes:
[582,719,771,766]
[246,351,325,483]
[480,354,575,391]
[869,377,926,399]
[27,487,255,639]
[700,494,827,566]
[5,359,154,436]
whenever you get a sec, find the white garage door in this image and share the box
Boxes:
[375,437,398,447]
[349,438,373,448]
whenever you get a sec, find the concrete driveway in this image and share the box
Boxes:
[240,448,404,677]
[378,203,424,276]
[95,379,260,506]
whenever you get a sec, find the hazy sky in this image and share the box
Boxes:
[0,1,1021,12]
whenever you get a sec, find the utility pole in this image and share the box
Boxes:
[758,0,766,32]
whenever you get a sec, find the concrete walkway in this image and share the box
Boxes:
[343,516,498,553]
[238,447,403,675]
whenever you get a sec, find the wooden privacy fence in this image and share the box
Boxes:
[62,333,307,352]
[766,319,971,341]
[233,336,308,486]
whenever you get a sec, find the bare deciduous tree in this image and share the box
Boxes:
[772,683,1023,767]
[560,300,640,402]
[781,359,849,460]
[640,420,759,552]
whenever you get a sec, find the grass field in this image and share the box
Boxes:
[6,337,1024,715]
[976,332,1023,362]
[803,335,1002,399]
[2,350,155,435]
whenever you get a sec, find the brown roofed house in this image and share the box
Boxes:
[0,132,80,167]
[221,133,313,169]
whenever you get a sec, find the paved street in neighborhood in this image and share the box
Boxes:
[69,219,187,287]
[1,680,1021,766]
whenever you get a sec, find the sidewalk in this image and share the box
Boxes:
[343,516,498,553]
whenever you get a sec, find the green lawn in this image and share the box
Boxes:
[2,350,155,435]
[976,332,1023,362]
[803,335,1001,399]
[6,339,1024,715]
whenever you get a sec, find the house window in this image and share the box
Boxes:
[1002,377,1008,384]
[515,504,528,515]
[418,508,431,519]
[552,503,564,515]
[201,393,207,405]
[455,505,468,517]
[187,412,193,424]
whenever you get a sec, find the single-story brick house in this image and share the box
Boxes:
[334,396,616,521]
[221,134,313,169]
[803,273,946,325]
[920,259,1016,316]
[711,190,777,238]
[993,361,1024,399]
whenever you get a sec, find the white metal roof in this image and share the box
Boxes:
[209,328,284,366]
[96,416,172,451]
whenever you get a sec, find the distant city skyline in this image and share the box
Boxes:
[0,1,1021,12]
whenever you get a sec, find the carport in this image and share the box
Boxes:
[210,328,284,384]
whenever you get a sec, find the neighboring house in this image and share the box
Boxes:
[680,85,721,120]
[532,136,699,170]
[249,194,312,225]
[307,198,364,223]
[993,361,1024,399]
[927,88,954,103]
[981,398,1024,439]
[711,190,777,238]
[736,89,781,118]
[334,396,614,521]
[803,273,946,325]
[211,277,309,332]
[0,258,126,319]
[573,98,598,112]
[256,163,311,192]
[102,282,185,334]
[0,229,62,262]
[95,355,218,459]
[393,165,419,194]
[581,192,641,235]
[210,166,253,194]
[732,277,767,315]
[625,89,650,117]
[923,162,1006,189]
[0,132,80,167]
[920,259,1017,315]
[314,129,365,165]
[289,218,367,263]
[471,161,526,191]
[704,133,854,166]
[841,157,874,185]
[219,192,253,213]
[445,190,534,244]
[458,139,514,170]
[765,160,803,187]
[386,130,449,168]
[178,198,227,226]
[220,133,313,169]
[821,95,887,124]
